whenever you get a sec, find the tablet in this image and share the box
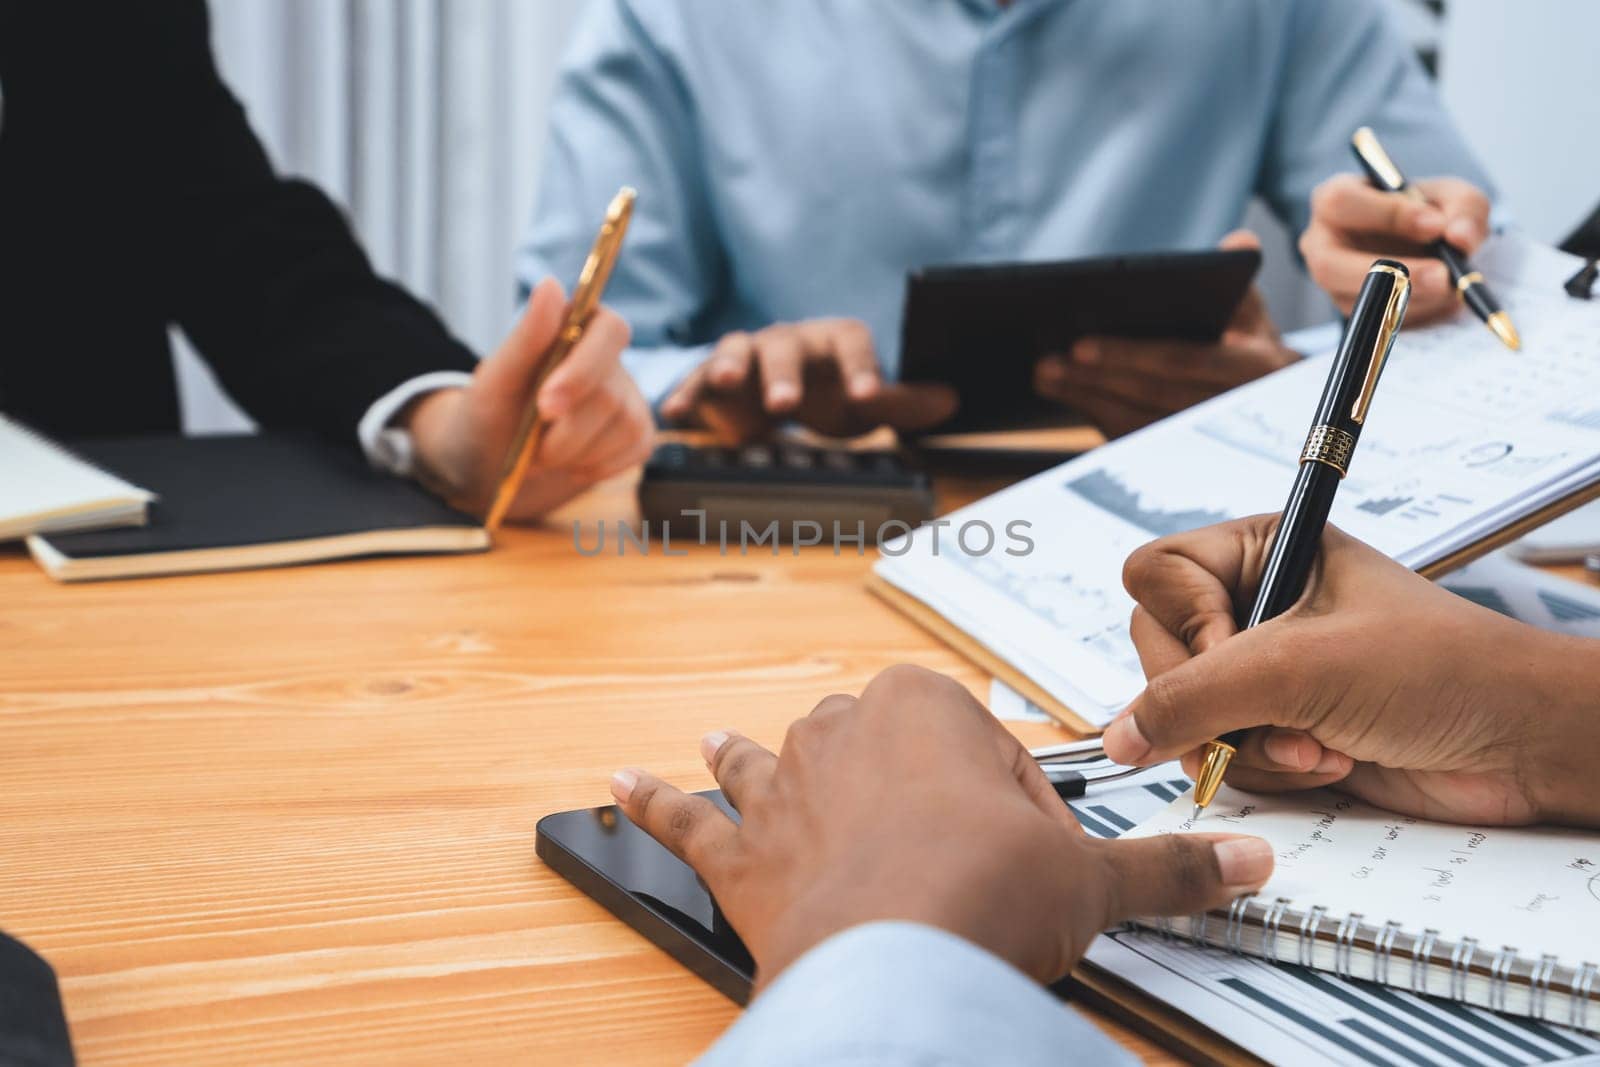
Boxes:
[898,247,1261,433]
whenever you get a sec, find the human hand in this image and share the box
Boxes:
[402,278,655,520]
[1300,173,1491,321]
[1104,516,1600,828]
[610,664,1273,991]
[1033,232,1296,438]
[659,318,958,443]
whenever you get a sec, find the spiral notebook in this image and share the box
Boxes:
[1127,786,1600,1033]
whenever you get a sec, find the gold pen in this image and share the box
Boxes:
[1191,260,1411,817]
[1350,127,1519,351]
[484,187,636,533]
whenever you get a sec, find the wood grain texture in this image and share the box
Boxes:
[0,463,1183,1066]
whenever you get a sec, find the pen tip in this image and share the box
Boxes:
[1191,804,1203,821]
[1489,312,1521,351]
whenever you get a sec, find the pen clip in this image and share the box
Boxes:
[1352,127,1406,192]
[1351,267,1411,424]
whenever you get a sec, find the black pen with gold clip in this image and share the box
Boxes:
[1351,126,1518,351]
[1191,260,1412,818]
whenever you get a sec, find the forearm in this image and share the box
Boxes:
[1519,631,1600,828]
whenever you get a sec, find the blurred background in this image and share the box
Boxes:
[180,0,1600,432]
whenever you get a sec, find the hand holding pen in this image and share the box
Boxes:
[1299,136,1502,342]
[1090,261,1413,817]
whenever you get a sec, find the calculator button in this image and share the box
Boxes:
[780,446,815,469]
[740,446,774,468]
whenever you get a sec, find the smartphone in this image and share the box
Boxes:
[536,791,757,1004]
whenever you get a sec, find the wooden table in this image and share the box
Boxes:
[0,438,1196,1065]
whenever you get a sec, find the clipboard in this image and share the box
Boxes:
[868,477,1600,736]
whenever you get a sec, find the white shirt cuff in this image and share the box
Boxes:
[357,370,476,476]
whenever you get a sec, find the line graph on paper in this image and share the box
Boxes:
[946,554,1144,679]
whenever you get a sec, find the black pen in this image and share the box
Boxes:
[1351,126,1519,351]
[1190,260,1412,818]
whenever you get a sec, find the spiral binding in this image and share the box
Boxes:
[1138,897,1600,1033]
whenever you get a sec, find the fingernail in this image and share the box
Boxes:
[766,382,799,406]
[1415,207,1445,233]
[1213,837,1274,887]
[1072,340,1100,365]
[849,373,878,398]
[610,767,640,803]
[1312,749,1349,776]
[1037,356,1066,381]
[700,729,731,766]
[1103,713,1151,763]
[1263,732,1310,770]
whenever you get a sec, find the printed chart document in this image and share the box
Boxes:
[875,234,1600,726]
[1066,772,1600,1066]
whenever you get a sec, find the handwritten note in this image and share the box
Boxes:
[1130,785,1600,959]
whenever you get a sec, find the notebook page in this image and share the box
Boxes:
[0,415,152,538]
[1130,785,1600,961]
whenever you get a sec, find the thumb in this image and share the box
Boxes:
[1096,833,1274,922]
[1102,620,1313,765]
[1219,228,1261,253]
[1217,231,1274,336]
[476,277,567,398]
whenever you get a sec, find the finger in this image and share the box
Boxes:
[611,767,739,874]
[1184,761,1354,795]
[753,329,805,412]
[1046,354,1224,409]
[538,307,631,420]
[1096,832,1274,922]
[1129,604,1195,680]
[1034,364,1163,437]
[1415,177,1491,252]
[1300,230,1452,314]
[661,361,710,420]
[1103,621,1316,766]
[568,391,656,482]
[1218,228,1262,253]
[844,382,959,432]
[1311,174,1445,244]
[1059,337,1272,390]
[809,320,881,400]
[1120,519,1265,654]
[700,730,778,813]
[706,333,757,391]
[474,278,567,402]
[534,376,625,470]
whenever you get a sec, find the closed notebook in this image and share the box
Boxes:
[0,413,153,541]
[26,433,488,582]
[1127,786,1600,1032]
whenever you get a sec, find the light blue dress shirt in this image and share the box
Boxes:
[696,922,1134,1066]
[516,0,1492,406]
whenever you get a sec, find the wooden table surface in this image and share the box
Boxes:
[0,435,1199,1066]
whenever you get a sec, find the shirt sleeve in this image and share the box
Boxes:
[1257,0,1497,237]
[694,922,1137,1067]
[515,0,727,408]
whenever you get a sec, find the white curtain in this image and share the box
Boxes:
[176,0,587,432]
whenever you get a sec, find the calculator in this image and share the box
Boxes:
[638,443,934,546]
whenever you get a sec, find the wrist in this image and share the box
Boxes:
[1516,631,1600,828]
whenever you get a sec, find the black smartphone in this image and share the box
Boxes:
[536,791,757,1005]
[898,247,1261,433]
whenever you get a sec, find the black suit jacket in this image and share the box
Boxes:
[0,1,477,441]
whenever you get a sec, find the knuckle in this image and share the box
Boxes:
[667,802,696,840]
[1164,835,1213,898]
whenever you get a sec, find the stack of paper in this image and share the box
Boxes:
[875,234,1600,727]
[0,415,152,541]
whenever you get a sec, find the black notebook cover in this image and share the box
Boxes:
[31,433,487,578]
